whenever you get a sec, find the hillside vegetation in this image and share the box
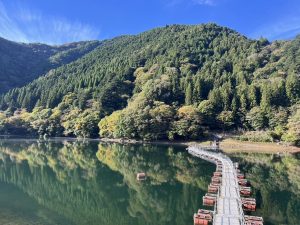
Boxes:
[0,37,101,93]
[0,24,299,144]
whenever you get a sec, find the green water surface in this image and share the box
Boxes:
[0,138,298,225]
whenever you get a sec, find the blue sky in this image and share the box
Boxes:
[0,0,300,44]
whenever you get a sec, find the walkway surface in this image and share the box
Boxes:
[187,146,244,225]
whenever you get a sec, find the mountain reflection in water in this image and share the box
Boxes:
[0,140,212,225]
[0,139,299,225]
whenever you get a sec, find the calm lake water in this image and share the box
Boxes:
[0,138,299,225]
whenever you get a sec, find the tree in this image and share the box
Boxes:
[149,101,175,139]
[282,107,300,145]
[73,109,100,138]
[198,100,217,127]
[61,108,82,137]
[99,111,123,138]
[185,82,193,105]
[193,77,205,102]
[260,83,272,112]
[268,107,289,129]
[48,108,64,137]
[208,88,223,113]
[169,106,203,140]
[5,109,32,135]
[217,111,235,130]
[286,73,300,104]
[220,82,233,111]
[248,84,259,108]
[246,106,267,130]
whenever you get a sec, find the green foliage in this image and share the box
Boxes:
[0,94,100,138]
[117,98,175,140]
[236,131,274,142]
[246,106,267,130]
[62,108,100,138]
[99,110,123,138]
[268,107,289,129]
[198,100,217,126]
[0,37,100,93]
[169,106,203,140]
[0,24,300,142]
[185,82,193,105]
[269,125,286,141]
[260,83,272,112]
[286,73,300,104]
[217,111,235,130]
[282,106,300,145]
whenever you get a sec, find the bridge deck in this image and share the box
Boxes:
[188,146,244,225]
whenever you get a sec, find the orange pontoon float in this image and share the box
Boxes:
[240,186,251,196]
[211,176,221,184]
[244,215,263,225]
[208,184,219,193]
[241,198,256,211]
[213,171,222,177]
[203,193,217,206]
[194,213,209,225]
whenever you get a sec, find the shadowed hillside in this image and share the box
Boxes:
[0,37,101,93]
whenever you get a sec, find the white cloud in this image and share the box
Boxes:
[251,16,300,40]
[0,1,100,44]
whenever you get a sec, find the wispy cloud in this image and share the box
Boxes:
[0,1,27,42]
[192,0,216,6]
[165,0,217,7]
[251,16,300,40]
[0,1,100,44]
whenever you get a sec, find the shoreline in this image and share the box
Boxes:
[1,135,299,154]
[99,137,300,154]
[193,138,300,154]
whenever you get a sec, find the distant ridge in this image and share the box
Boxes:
[0,37,101,93]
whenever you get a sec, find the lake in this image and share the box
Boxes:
[0,138,299,225]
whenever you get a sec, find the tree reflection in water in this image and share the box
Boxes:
[0,140,212,225]
[0,139,298,225]
[231,152,300,225]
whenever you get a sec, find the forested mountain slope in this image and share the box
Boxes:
[0,37,101,93]
[0,24,299,144]
[0,24,270,110]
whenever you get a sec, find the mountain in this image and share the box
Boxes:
[0,23,299,144]
[1,24,264,110]
[0,37,101,93]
